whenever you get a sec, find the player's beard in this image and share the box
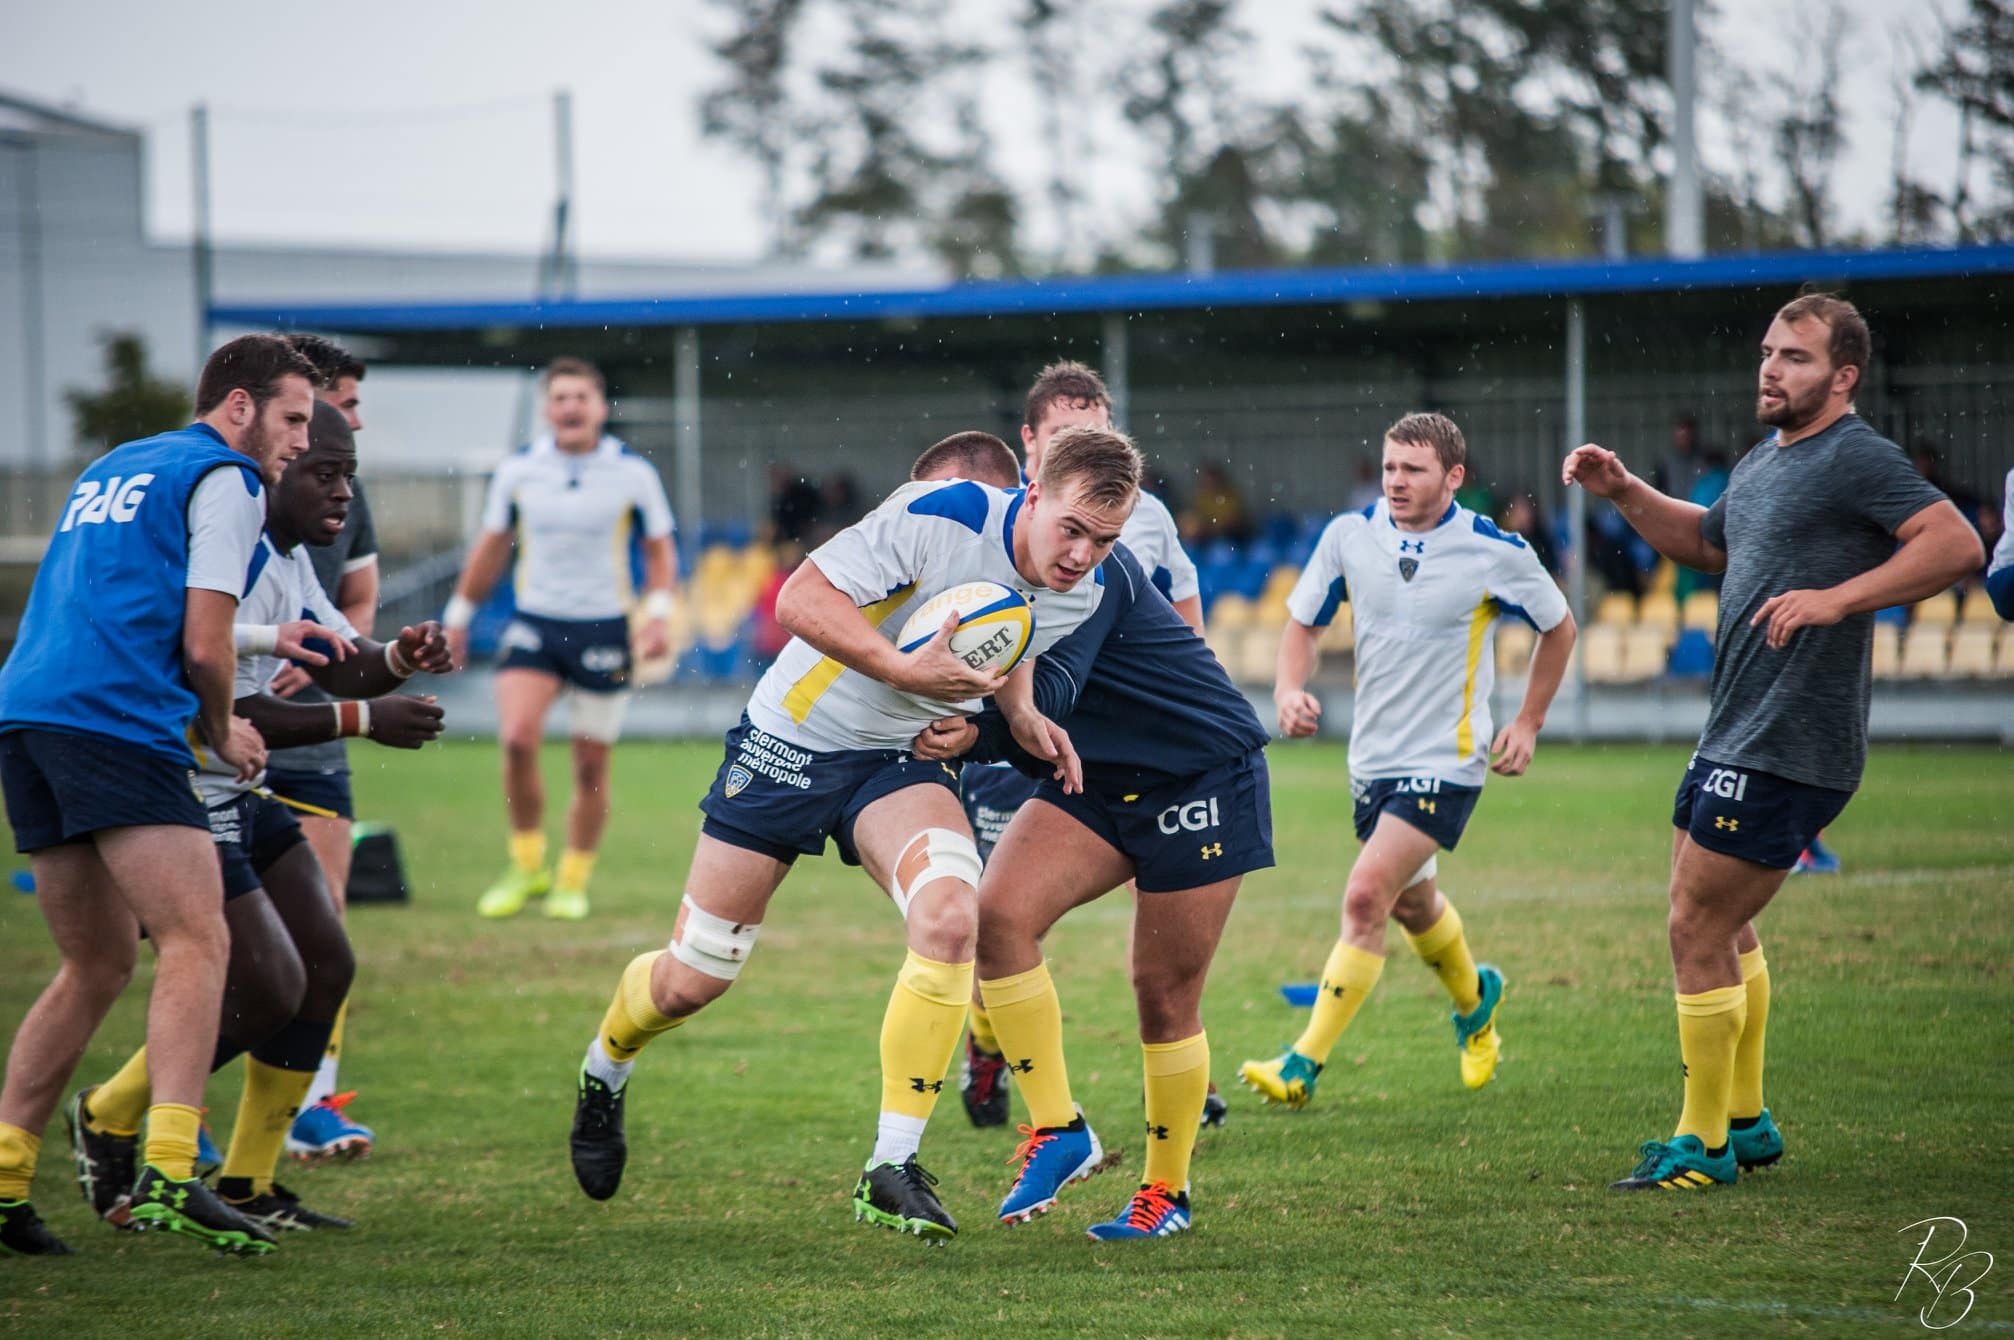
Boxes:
[1756,379,1827,431]
[241,414,286,486]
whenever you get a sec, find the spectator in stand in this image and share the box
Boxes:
[1500,493,1559,577]
[1347,457,1382,514]
[1183,461,1252,544]
[748,540,804,669]
[1676,452,1733,601]
[821,471,865,531]
[768,467,823,545]
[1655,414,1708,501]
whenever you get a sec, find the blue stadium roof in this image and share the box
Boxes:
[211,243,2014,334]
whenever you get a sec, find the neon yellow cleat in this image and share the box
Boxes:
[1238,1049,1322,1108]
[476,865,551,919]
[544,885,589,920]
[1453,964,1505,1090]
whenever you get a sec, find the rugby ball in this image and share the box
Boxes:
[895,581,1034,678]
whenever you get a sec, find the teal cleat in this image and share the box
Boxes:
[1730,1110,1784,1169]
[1238,1048,1322,1108]
[1608,1134,1737,1191]
[1452,964,1506,1089]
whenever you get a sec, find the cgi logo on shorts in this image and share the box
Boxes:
[581,645,627,674]
[1702,767,1751,801]
[1157,797,1220,834]
[1896,1216,1993,1330]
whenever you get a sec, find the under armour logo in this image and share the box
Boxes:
[1398,539,1425,554]
[1007,1059,1035,1074]
[1200,842,1223,858]
[1418,798,1437,814]
[1325,982,1346,999]
[1714,816,1739,832]
[909,1077,944,1094]
[1146,1122,1170,1140]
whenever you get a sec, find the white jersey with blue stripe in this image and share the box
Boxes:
[196,536,359,806]
[1993,467,2014,577]
[1289,499,1568,787]
[1120,490,1199,603]
[479,435,674,621]
[745,479,1108,752]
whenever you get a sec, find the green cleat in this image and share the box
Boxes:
[853,1157,956,1243]
[1608,1135,1737,1191]
[476,864,551,919]
[1730,1110,1784,1170]
[1238,1048,1323,1109]
[544,885,589,921]
[126,1165,277,1255]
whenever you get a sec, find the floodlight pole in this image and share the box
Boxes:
[191,102,213,365]
[1101,311,1130,428]
[674,327,703,538]
[1565,299,1590,741]
[551,89,576,296]
[1666,0,1704,258]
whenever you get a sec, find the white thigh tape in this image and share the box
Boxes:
[568,688,632,744]
[668,895,760,980]
[1406,854,1439,889]
[891,827,983,919]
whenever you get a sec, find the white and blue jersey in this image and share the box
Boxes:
[1290,499,1568,788]
[1121,490,1200,604]
[1988,467,2014,620]
[479,434,675,621]
[745,480,1108,753]
[0,425,265,763]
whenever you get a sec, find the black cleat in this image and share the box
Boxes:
[217,1179,353,1231]
[126,1165,276,1255]
[64,1086,138,1228]
[570,1065,627,1201]
[1199,1081,1229,1130]
[0,1200,73,1256]
[853,1155,957,1242]
[960,1037,1010,1129]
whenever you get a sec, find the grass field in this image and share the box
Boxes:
[3,740,2011,1337]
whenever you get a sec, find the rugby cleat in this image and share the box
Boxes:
[852,1156,957,1242]
[1086,1182,1191,1241]
[126,1165,276,1255]
[1199,1082,1228,1130]
[1453,964,1506,1090]
[216,1179,353,1231]
[569,1064,627,1201]
[0,1200,72,1256]
[1730,1109,1785,1170]
[1608,1134,1738,1191]
[476,864,551,919]
[1791,835,1841,875]
[960,1036,1010,1128]
[543,885,589,921]
[1238,1048,1322,1108]
[64,1086,138,1227]
[999,1112,1105,1223]
[286,1091,374,1162]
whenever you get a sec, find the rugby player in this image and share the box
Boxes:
[910,481,1274,1240]
[1563,294,1981,1190]
[0,335,313,1256]
[956,361,1221,1131]
[1989,466,2014,620]
[446,358,680,921]
[1241,412,1576,1108]
[567,428,1140,1241]
[273,333,383,1160]
[65,403,451,1237]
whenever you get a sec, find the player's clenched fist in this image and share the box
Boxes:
[1561,443,1632,499]
[367,694,445,749]
[1275,687,1321,739]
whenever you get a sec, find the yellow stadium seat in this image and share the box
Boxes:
[1913,593,1959,626]
[1960,587,1999,625]
[1637,591,1679,632]
[1204,629,1239,671]
[1681,591,1719,632]
[1870,623,1902,679]
[1236,628,1276,685]
[1648,558,1678,594]
[1496,623,1535,677]
[1262,565,1301,601]
[1210,594,1254,632]
[1622,626,1672,681]
[1582,624,1626,683]
[1255,591,1292,629]
[1900,625,1949,678]
[1948,625,1997,678]
[1999,626,2014,677]
[1595,592,1636,628]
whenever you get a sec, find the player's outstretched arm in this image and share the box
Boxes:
[1563,443,1726,574]
[775,559,1003,702]
[237,690,445,751]
[442,529,514,668]
[1274,621,1323,738]
[1491,610,1576,776]
[1751,500,1983,648]
[633,535,682,659]
[308,622,454,699]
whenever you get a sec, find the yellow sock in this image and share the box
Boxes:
[509,829,547,874]
[1673,984,1748,1149]
[0,1122,38,1200]
[1293,941,1386,1065]
[143,1103,203,1181]
[219,1060,315,1196]
[980,962,1075,1129]
[556,847,597,893]
[879,951,974,1120]
[598,952,684,1061]
[326,1000,348,1065]
[1403,901,1482,1013]
[1730,947,1770,1120]
[967,1002,1000,1054]
[1142,1033,1209,1190]
[86,1047,152,1136]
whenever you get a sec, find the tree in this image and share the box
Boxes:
[1772,0,1848,248]
[700,0,809,259]
[1915,0,2014,241]
[65,332,187,464]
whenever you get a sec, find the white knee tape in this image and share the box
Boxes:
[668,895,760,981]
[1406,854,1439,889]
[568,688,632,744]
[890,827,983,919]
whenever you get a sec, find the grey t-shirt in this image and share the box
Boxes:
[266,480,379,776]
[1695,414,1947,791]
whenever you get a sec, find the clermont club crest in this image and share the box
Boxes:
[725,765,753,798]
[1398,557,1419,582]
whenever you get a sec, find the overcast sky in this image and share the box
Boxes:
[2,0,1967,266]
